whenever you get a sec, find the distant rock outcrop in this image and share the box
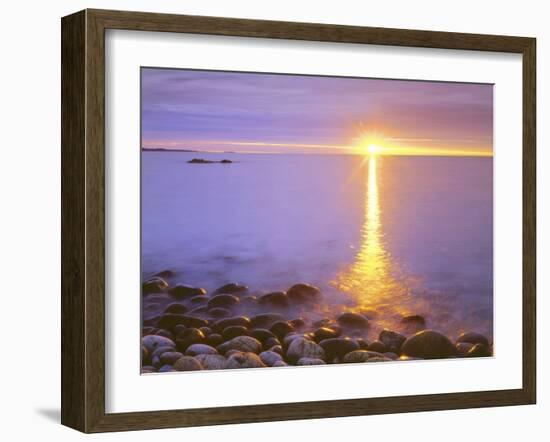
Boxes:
[187,158,233,164]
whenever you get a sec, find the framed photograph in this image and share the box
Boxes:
[61,9,536,433]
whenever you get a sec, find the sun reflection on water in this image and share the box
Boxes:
[333,155,420,331]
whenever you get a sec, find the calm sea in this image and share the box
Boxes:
[141,151,493,340]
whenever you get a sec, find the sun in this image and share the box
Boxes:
[368,144,381,155]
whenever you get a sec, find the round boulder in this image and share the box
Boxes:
[379,329,406,353]
[169,284,206,299]
[401,330,457,359]
[142,335,175,354]
[320,338,360,360]
[173,356,203,371]
[456,332,490,347]
[224,352,266,369]
[337,312,369,330]
[217,336,262,354]
[286,337,325,364]
[287,283,321,304]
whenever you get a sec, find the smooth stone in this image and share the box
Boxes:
[289,318,306,329]
[258,292,290,309]
[207,294,240,310]
[222,325,250,340]
[241,296,258,308]
[189,295,208,305]
[250,328,276,343]
[456,332,490,347]
[337,312,369,330]
[199,326,212,336]
[313,318,331,328]
[142,277,168,295]
[142,335,175,354]
[400,315,426,333]
[195,354,227,370]
[212,316,251,333]
[272,360,289,367]
[214,283,248,295]
[401,330,457,359]
[173,324,187,335]
[173,356,203,371]
[263,337,281,351]
[153,270,174,279]
[207,333,224,347]
[287,283,321,304]
[155,329,174,341]
[175,328,206,352]
[169,284,206,299]
[456,342,475,357]
[269,344,283,355]
[343,350,385,363]
[467,343,492,357]
[224,352,266,369]
[282,333,303,347]
[259,351,283,366]
[313,327,339,342]
[356,338,370,350]
[187,306,209,315]
[158,365,175,373]
[368,340,387,353]
[379,329,406,353]
[209,307,231,318]
[384,352,399,360]
[286,337,325,364]
[217,336,262,354]
[150,345,176,364]
[297,357,326,365]
[160,351,183,365]
[158,314,208,330]
[250,313,285,329]
[142,326,156,336]
[270,321,295,339]
[319,338,360,360]
[163,302,188,315]
[185,344,218,356]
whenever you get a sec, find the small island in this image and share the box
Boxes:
[187,158,233,164]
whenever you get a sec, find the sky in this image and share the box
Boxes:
[141,67,493,156]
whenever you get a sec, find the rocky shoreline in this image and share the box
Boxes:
[141,273,493,373]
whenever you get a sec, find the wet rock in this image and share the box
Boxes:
[174,324,187,335]
[155,329,174,341]
[368,340,387,353]
[158,313,208,330]
[142,335,175,354]
[150,345,176,365]
[199,326,212,336]
[175,328,206,352]
[400,315,426,333]
[142,326,156,336]
[224,352,266,369]
[356,338,370,350]
[273,360,289,367]
[214,283,248,295]
[313,327,340,342]
[250,313,285,329]
[195,354,227,370]
[207,294,240,310]
[379,330,406,353]
[456,332,489,347]
[297,357,326,365]
[282,333,302,347]
[269,344,283,355]
[217,336,262,354]
[270,321,295,339]
[185,344,218,356]
[212,316,251,333]
[209,307,231,319]
[259,351,283,366]
[258,292,290,309]
[189,295,208,305]
[173,356,203,371]
[320,338,360,360]
[456,342,475,357]
[286,337,325,364]
[160,351,183,365]
[289,318,306,330]
[187,306,209,315]
[467,343,491,357]
[169,284,206,299]
[222,325,250,340]
[337,312,369,330]
[159,365,175,373]
[313,318,331,328]
[163,303,188,315]
[250,328,276,343]
[287,283,321,304]
[143,277,168,295]
[401,330,457,359]
[343,350,385,363]
[207,333,224,347]
[263,337,281,351]
[241,295,258,309]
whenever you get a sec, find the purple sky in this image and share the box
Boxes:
[141,68,493,155]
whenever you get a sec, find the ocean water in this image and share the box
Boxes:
[141,151,493,340]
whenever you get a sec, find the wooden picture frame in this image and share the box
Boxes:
[61,8,536,433]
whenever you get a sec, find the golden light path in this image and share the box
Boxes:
[332,153,424,331]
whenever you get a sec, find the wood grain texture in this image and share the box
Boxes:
[61,9,537,433]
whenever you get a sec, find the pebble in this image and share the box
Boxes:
[270,321,295,339]
[214,283,248,295]
[297,357,326,365]
[209,307,231,318]
[286,283,321,304]
[217,336,263,354]
[456,332,489,347]
[368,340,387,353]
[250,328,276,343]
[207,294,240,310]
[343,350,385,363]
[467,343,491,357]
[195,354,227,370]
[337,312,369,330]
[401,330,457,359]
[163,303,188,314]
[169,284,206,299]
[258,292,290,309]
[207,333,224,347]
[160,351,183,365]
[400,315,426,333]
[142,277,168,295]
[313,327,340,342]
[286,337,325,364]
[456,342,475,357]
[159,365,175,373]
[173,356,203,371]
[222,325,250,340]
[142,335,175,354]
[158,313,208,330]
[185,344,218,356]
[272,360,289,367]
[250,313,285,329]
[259,351,283,366]
[224,352,266,369]
[175,328,206,352]
[212,316,251,333]
[155,329,174,341]
[320,337,360,359]
[379,330,406,353]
